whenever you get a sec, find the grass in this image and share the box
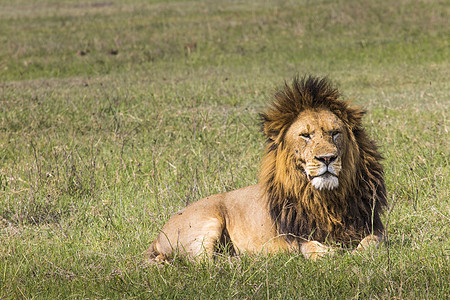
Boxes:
[0,0,448,298]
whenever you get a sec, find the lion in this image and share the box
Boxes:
[146,76,387,262]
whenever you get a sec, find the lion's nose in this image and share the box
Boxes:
[315,155,337,165]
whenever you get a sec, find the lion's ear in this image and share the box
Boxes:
[261,116,286,142]
[260,112,277,141]
[346,107,366,129]
[263,125,279,141]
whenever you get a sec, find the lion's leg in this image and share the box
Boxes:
[145,210,226,263]
[300,240,335,260]
[178,216,226,259]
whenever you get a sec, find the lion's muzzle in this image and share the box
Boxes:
[306,156,341,191]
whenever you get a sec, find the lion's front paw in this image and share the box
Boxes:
[301,241,335,261]
[353,234,382,253]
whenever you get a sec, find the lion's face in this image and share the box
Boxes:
[285,109,348,191]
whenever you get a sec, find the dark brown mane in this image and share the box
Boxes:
[259,76,387,246]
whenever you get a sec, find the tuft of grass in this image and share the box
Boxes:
[0,0,448,298]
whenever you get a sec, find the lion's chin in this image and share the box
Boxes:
[311,173,339,191]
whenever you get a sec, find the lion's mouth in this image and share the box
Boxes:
[310,172,339,190]
[308,167,338,179]
[313,170,337,178]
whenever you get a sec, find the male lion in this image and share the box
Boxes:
[146,76,387,262]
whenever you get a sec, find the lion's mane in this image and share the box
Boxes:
[259,76,387,245]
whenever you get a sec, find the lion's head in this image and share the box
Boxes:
[285,109,347,191]
[260,76,387,245]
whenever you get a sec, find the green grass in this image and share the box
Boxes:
[0,0,448,298]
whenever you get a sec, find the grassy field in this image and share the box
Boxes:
[0,0,448,298]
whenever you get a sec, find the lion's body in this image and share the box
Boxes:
[148,185,293,259]
[146,76,387,262]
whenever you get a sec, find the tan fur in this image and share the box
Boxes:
[145,76,387,263]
